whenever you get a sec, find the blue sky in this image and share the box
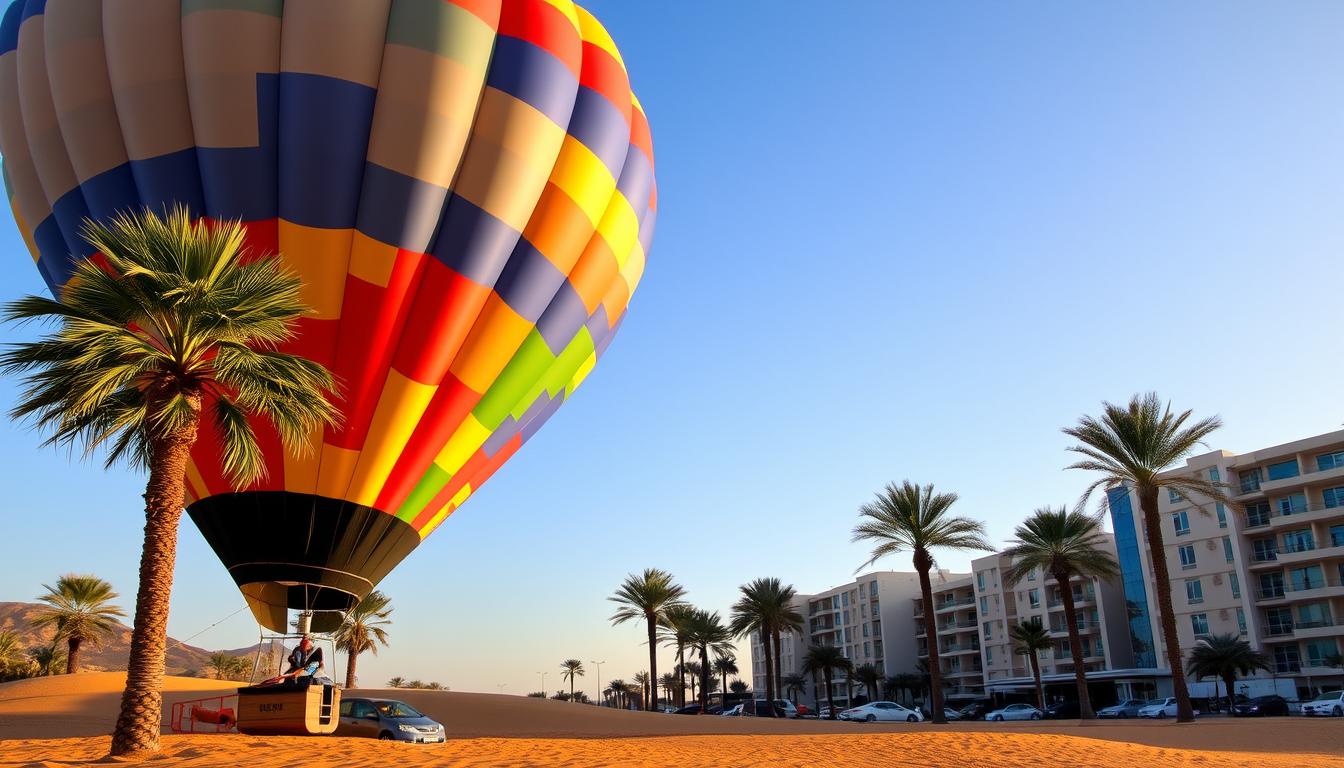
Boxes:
[2,1,1342,699]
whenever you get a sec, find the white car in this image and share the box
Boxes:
[1300,690,1344,717]
[840,701,925,722]
[773,699,800,718]
[986,703,1042,721]
[1137,697,1199,719]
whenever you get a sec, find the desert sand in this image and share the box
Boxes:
[1,673,1341,767]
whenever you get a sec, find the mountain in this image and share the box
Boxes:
[0,601,255,675]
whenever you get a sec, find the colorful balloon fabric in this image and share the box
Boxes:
[0,0,655,632]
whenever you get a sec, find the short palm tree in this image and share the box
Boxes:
[782,672,806,703]
[386,676,406,688]
[560,659,585,703]
[713,654,738,698]
[632,671,651,710]
[605,679,629,709]
[1065,393,1228,722]
[853,663,881,702]
[683,661,701,702]
[852,481,992,723]
[658,672,678,703]
[729,679,749,695]
[1,208,339,755]
[658,604,697,706]
[30,574,125,674]
[1186,634,1271,711]
[334,590,393,689]
[1003,506,1119,719]
[802,645,852,719]
[610,569,686,711]
[206,653,234,680]
[30,642,68,676]
[0,630,31,680]
[729,578,802,716]
[1009,619,1052,710]
[685,610,733,711]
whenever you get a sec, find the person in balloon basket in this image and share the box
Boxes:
[264,636,326,686]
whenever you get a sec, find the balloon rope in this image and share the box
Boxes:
[180,605,250,644]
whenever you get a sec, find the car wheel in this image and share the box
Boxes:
[1030,713,1040,720]
[1334,706,1343,717]
[379,732,394,740]
[907,715,917,723]
[1118,713,1127,719]
[1157,711,1166,719]
[993,715,1004,722]
[866,714,876,723]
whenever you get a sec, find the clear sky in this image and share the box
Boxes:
[2,1,1342,700]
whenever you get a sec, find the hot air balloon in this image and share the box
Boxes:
[0,0,656,633]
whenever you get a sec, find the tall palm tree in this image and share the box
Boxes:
[658,604,697,706]
[802,645,852,719]
[852,663,881,703]
[782,672,807,703]
[685,610,733,712]
[609,569,686,712]
[560,659,585,703]
[1064,393,1229,722]
[713,654,738,699]
[1002,506,1119,719]
[333,590,393,689]
[1009,619,1052,710]
[1186,634,1271,712]
[632,671,651,711]
[1,208,339,755]
[729,578,802,716]
[30,574,125,674]
[852,481,992,723]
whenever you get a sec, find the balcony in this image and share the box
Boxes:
[1266,503,1344,530]
[941,642,982,656]
[1255,577,1344,605]
[1278,543,1344,566]
[1048,621,1100,636]
[937,621,978,636]
[1263,618,1339,640]
[935,596,976,614]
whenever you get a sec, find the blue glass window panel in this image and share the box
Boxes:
[1107,487,1156,668]
[1277,493,1307,515]
[1267,460,1300,481]
[1216,503,1227,527]
[1317,451,1344,472]
[1324,487,1344,509]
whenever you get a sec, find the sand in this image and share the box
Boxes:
[1,673,1341,767]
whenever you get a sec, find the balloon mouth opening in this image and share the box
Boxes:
[237,573,368,634]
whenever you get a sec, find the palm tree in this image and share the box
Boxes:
[386,676,405,688]
[729,578,802,716]
[30,642,68,676]
[1009,619,1052,710]
[633,671,651,711]
[1,208,339,755]
[682,662,701,702]
[891,672,921,706]
[852,663,881,703]
[1064,393,1229,722]
[560,659,585,703]
[1002,506,1119,719]
[609,569,686,711]
[782,672,807,703]
[605,679,628,709]
[852,481,992,723]
[802,645,852,719]
[658,672,678,704]
[333,590,393,689]
[729,679,749,695]
[685,610,733,711]
[658,604,697,706]
[29,574,125,674]
[713,654,738,699]
[0,630,26,680]
[1186,634,1271,712]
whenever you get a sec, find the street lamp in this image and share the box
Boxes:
[590,660,606,706]
[538,671,547,696]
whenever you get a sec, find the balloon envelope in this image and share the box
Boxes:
[0,0,656,631]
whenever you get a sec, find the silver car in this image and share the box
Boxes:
[985,703,1042,721]
[336,697,445,742]
[1097,699,1146,718]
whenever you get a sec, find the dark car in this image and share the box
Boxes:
[957,701,993,721]
[671,704,704,715]
[1232,695,1289,717]
[1042,700,1079,719]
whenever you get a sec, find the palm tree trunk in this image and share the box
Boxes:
[915,552,947,724]
[646,613,658,711]
[1056,570,1094,719]
[772,628,782,708]
[570,678,575,702]
[1139,487,1195,722]
[1222,673,1234,712]
[677,643,686,706]
[824,669,835,719]
[345,648,358,689]
[110,410,199,756]
[1030,653,1043,710]
[66,636,82,675]
[699,648,710,713]
[760,629,777,717]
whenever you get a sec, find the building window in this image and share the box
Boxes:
[979,596,988,614]
[1273,645,1301,673]
[1026,571,1036,581]
[1178,545,1197,569]
[1306,639,1339,667]
[870,580,879,596]
[861,604,868,618]
[1236,608,1246,635]
[1028,589,1040,609]
[1172,510,1190,536]
[1259,572,1285,600]
[1209,468,1221,482]
[1190,614,1209,636]
[986,645,993,664]
[983,621,993,640]
[1267,459,1300,481]
[1318,451,1344,472]
[1290,565,1324,592]
[1216,503,1227,528]
[1277,492,1306,516]
[1238,469,1262,494]
[842,592,850,608]
[1331,524,1344,548]
[1252,538,1278,562]
[1229,572,1240,599]
[1222,536,1234,563]
[843,610,850,625]
[1283,529,1315,554]
[977,572,985,591]
[1297,603,1330,629]
[1185,579,1203,605]
[1324,486,1344,509]
[1168,488,1182,504]
[1245,501,1271,527]
[864,641,871,658]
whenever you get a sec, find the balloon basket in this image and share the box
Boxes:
[235,680,341,736]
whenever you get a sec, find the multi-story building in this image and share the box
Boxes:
[913,575,983,702]
[1107,428,1344,699]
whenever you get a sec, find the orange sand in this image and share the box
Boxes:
[1,673,1341,767]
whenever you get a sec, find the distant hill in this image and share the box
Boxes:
[0,601,266,676]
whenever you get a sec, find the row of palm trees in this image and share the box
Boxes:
[0,574,126,682]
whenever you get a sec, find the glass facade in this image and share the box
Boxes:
[1107,486,1156,668]
[1216,503,1227,528]
[1172,510,1190,535]
[1267,459,1300,481]
[1324,487,1344,509]
[1191,613,1209,635]
[1318,451,1344,472]
[1245,501,1271,527]
[1223,536,1234,563]
[1179,545,1197,569]
[1276,492,1306,515]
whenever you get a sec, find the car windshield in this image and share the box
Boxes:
[1311,691,1341,702]
[1146,699,1166,705]
[374,701,424,718]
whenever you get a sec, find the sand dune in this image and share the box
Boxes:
[1,673,1340,767]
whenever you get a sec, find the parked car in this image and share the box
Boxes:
[1042,700,1079,719]
[1231,695,1289,717]
[671,704,703,715]
[985,703,1042,721]
[1097,699,1147,719]
[840,701,925,722]
[942,707,962,721]
[957,701,993,720]
[336,698,445,743]
[722,699,788,717]
[1137,697,1198,719]
[773,699,800,718]
[1300,690,1344,717]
